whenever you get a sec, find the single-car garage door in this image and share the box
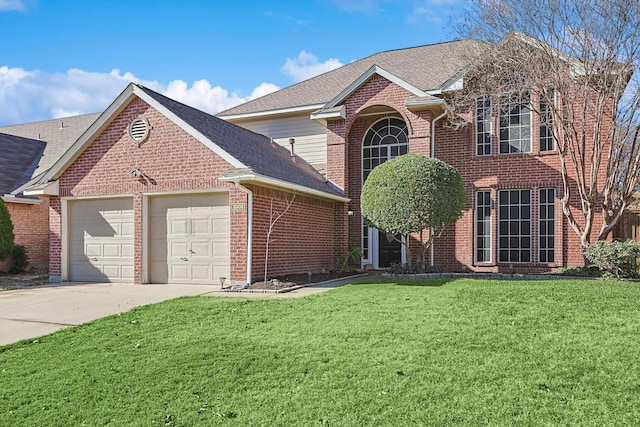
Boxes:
[149,193,230,284]
[68,198,135,282]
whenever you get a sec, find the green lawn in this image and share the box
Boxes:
[2,278,640,426]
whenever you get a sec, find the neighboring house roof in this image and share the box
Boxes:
[0,113,100,178]
[0,133,46,199]
[28,83,346,202]
[218,39,487,118]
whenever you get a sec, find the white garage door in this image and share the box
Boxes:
[69,198,135,282]
[149,193,230,284]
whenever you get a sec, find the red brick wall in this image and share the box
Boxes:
[249,185,336,280]
[49,97,249,283]
[6,198,50,267]
[325,73,609,273]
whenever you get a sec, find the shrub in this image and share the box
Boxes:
[0,199,15,261]
[10,245,29,273]
[584,240,640,279]
[387,262,439,275]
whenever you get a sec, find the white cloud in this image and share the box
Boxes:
[0,0,29,12]
[0,66,280,126]
[281,51,343,83]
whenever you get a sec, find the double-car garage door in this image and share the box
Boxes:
[68,193,230,284]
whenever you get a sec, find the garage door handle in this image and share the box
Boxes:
[180,257,188,261]
[91,257,98,261]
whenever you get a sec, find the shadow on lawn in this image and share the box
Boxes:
[350,277,454,288]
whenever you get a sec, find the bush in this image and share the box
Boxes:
[0,199,15,260]
[10,245,29,273]
[584,240,640,279]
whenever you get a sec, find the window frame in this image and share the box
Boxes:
[475,96,492,156]
[498,189,532,263]
[538,188,556,264]
[475,190,492,263]
[539,90,556,152]
[499,92,532,154]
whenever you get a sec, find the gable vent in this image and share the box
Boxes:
[129,117,150,143]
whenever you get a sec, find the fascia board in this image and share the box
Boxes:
[220,172,349,203]
[218,104,326,121]
[324,65,428,110]
[40,84,137,183]
[1,194,42,204]
[133,87,246,169]
[23,180,59,196]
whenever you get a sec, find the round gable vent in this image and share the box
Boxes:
[129,117,150,143]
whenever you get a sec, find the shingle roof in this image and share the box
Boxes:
[218,39,487,117]
[0,113,100,178]
[137,85,342,197]
[0,133,46,195]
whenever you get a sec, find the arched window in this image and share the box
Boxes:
[361,117,408,265]
[362,117,408,182]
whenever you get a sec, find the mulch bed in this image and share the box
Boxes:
[248,271,361,290]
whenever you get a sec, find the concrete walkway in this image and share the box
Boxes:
[0,279,351,346]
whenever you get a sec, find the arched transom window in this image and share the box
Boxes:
[362,117,408,182]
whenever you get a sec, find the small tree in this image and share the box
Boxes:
[361,153,466,264]
[0,199,15,261]
[264,191,295,285]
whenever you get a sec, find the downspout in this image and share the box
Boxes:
[232,181,253,285]
[430,110,448,267]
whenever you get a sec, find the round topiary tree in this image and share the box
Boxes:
[0,198,15,261]
[361,153,466,264]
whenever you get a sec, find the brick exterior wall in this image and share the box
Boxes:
[6,199,50,267]
[248,185,337,280]
[48,97,250,283]
[324,74,608,273]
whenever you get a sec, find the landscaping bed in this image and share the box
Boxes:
[247,270,361,290]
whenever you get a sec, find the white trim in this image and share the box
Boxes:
[36,83,248,185]
[1,194,41,205]
[142,194,149,284]
[23,180,59,196]
[324,65,430,110]
[309,105,346,123]
[220,172,350,203]
[133,87,246,170]
[231,182,254,285]
[61,199,69,281]
[218,103,326,121]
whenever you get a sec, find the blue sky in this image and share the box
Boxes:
[0,0,466,126]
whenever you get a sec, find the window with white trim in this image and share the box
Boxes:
[476,96,492,156]
[499,92,531,153]
[476,191,492,262]
[539,91,555,151]
[539,188,555,263]
[498,189,531,263]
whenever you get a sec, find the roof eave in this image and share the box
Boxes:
[1,194,42,205]
[220,171,349,203]
[218,103,326,122]
[23,180,59,196]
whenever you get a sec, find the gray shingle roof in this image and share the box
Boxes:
[0,113,100,178]
[0,133,46,195]
[137,85,342,197]
[218,40,487,117]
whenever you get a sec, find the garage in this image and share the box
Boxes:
[68,198,135,282]
[149,193,230,284]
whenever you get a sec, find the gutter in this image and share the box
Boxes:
[1,194,42,205]
[429,110,448,267]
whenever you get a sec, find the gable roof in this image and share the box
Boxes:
[0,133,46,196]
[218,39,487,118]
[0,113,100,178]
[29,83,346,201]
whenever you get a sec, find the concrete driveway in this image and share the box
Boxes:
[0,280,351,346]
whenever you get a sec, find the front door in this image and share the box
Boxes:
[378,231,402,268]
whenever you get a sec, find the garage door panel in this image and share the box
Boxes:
[69,198,134,283]
[150,193,230,284]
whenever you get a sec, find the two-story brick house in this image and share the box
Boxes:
[219,38,608,274]
[26,36,609,284]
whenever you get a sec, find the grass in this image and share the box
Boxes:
[2,278,640,426]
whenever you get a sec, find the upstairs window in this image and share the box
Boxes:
[476,96,492,156]
[539,91,555,151]
[499,92,531,154]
